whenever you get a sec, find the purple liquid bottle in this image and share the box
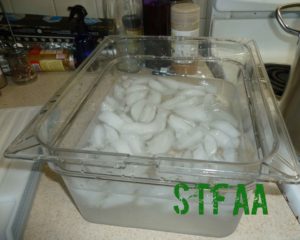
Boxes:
[143,0,171,69]
[143,0,171,36]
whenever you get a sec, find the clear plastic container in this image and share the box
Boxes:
[5,36,300,237]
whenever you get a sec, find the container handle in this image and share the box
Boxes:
[276,3,300,37]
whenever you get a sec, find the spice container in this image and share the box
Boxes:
[28,47,75,72]
[171,2,200,74]
[7,47,37,84]
[5,36,300,237]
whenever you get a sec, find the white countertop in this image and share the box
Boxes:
[0,72,300,240]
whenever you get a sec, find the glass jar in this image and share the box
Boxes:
[171,2,200,75]
[0,67,7,89]
[7,48,37,84]
[121,0,143,35]
[0,41,12,77]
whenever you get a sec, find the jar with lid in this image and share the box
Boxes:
[122,14,143,36]
[117,0,143,73]
[7,47,37,84]
[171,2,200,75]
[121,0,143,36]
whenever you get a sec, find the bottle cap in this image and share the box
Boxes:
[171,3,200,31]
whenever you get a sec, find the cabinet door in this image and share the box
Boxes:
[11,0,56,15]
[54,0,98,18]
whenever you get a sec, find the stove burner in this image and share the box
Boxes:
[265,64,290,97]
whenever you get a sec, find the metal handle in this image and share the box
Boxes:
[276,3,300,36]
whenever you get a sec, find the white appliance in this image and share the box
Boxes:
[209,0,300,223]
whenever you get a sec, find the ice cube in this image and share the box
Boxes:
[174,106,210,122]
[210,120,240,138]
[112,137,132,154]
[141,133,155,141]
[147,90,162,105]
[209,129,231,148]
[139,103,157,123]
[161,95,186,110]
[176,126,207,150]
[121,78,132,88]
[126,90,148,106]
[122,133,145,154]
[212,110,239,128]
[200,81,217,94]
[121,110,168,135]
[158,77,190,89]
[127,84,148,94]
[202,94,216,107]
[193,144,209,160]
[113,84,125,100]
[223,148,238,162]
[147,129,175,154]
[101,96,124,112]
[119,113,133,123]
[148,129,175,154]
[232,137,240,148]
[130,100,147,121]
[149,79,175,95]
[204,134,218,155]
[178,88,206,97]
[168,114,194,135]
[89,124,106,148]
[131,76,151,85]
[104,125,119,143]
[174,97,200,109]
[98,111,124,131]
